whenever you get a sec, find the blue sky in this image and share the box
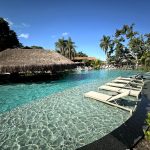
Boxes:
[0,0,150,60]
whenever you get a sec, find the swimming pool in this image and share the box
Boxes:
[0,69,140,149]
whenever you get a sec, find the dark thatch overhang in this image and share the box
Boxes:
[0,49,78,74]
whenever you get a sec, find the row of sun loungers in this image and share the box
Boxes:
[99,85,141,98]
[84,76,144,114]
[105,83,141,90]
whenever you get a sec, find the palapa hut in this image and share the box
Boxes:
[73,57,96,62]
[0,48,77,74]
[0,48,79,83]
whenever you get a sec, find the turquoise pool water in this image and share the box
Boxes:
[0,69,138,113]
[0,69,139,149]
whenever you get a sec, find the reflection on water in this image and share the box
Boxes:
[0,69,140,149]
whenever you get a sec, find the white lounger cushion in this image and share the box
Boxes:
[116,77,143,84]
[84,91,129,102]
[113,79,131,84]
[84,91,111,101]
[84,91,132,113]
[113,79,143,86]
[106,82,141,90]
[108,91,129,101]
[99,85,141,97]
[106,82,126,88]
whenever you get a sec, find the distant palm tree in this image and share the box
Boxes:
[100,35,112,63]
[66,37,76,60]
[124,24,138,39]
[121,24,130,35]
[115,29,122,38]
[55,37,66,55]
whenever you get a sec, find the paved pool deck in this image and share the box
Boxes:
[78,79,150,150]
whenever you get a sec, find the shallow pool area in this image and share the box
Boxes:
[0,70,140,149]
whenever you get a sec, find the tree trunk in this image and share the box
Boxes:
[69,48,71,59]
[135,56,138,69]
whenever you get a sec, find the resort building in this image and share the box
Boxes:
[73,56,97,62]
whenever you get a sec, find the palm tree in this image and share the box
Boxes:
[100,35,111,60]
[115,29,122,38]
[114,24,139,68]
[65,37,76,60]
[121,24,130,35]
[55,37,66,56]
[100,35,113,63]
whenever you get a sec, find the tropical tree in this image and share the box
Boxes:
[100,24,150,70]
[55,37,76,60]
[55,37,66,56]
[141,51,150,65]
[100,35,113,63]
[145,33,150,51]
[91,59,102,69]
[65,37,76,60]
[0,17,20,51]
[113,37,125,59]
[30,46,43,49]
[76,51,88,57]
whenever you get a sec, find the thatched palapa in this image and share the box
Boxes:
[0,49,77,74]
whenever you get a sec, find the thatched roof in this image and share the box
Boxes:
[0,48,77,74]
[73,57,97,61]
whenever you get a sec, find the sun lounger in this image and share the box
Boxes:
[84,91,132,113]
[106,82,127,88]
[113,79,143,86]
[113,79,131,84]
[106,82,141,90]
[84,91,129,102]
[145,72,150,75]
[99,85,141,98]
[116,76,144,83]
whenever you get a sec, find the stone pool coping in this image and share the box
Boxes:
[77,79,150,150]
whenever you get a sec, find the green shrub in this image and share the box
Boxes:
[144,113,150,140]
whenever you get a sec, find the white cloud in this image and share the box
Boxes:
[21,23,30,27]
[13,23,30,29]
[4,18,13,26]
[19,33,29,39]
[62,32,69,36]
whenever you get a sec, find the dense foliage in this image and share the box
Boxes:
[22,46,44,49]
[76,51,88,57]
[83,59,102,69]
[144,113,150,140]
[0,17,20,51]
[100,24,150,69]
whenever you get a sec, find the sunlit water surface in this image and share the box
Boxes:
[0,70,139,149]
